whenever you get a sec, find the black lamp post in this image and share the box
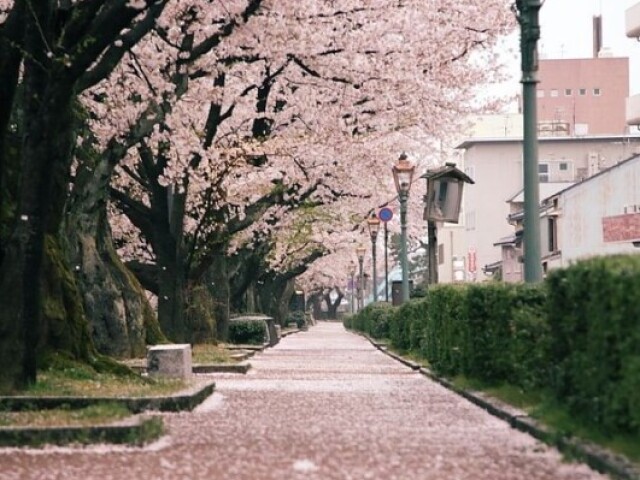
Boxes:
[367,214,381,303]
[356,245,366,309]
[348,261,356,314]
[514,0,543,282]
[392,153,415,303]
[422,162,474,285]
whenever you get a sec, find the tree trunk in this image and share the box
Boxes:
[308,292,323,320]
[323,291,344,319]
[209,251,230,341]
[184,281,216,344]
[0,32,75,389]
[64,156,164,357]
[257,276,295,325]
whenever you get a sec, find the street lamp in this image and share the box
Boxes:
[356,245,366,309]
[392,153,415,303]
[348,261,356,314]
[514,0,543,282]
[422,162,474,285]
[367,214,381,302]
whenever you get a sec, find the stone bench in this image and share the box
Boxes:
[147,344,192,379]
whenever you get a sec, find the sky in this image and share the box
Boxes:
[502,0,640,95]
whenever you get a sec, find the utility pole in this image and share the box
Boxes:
[515,0,543,282]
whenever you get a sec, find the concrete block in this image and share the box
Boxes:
[147,344,192,379]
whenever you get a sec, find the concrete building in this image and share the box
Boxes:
[537,57,629,136]
[541,154,640,271]
[457,135,640,281]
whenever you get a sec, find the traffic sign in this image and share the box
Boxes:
[378,207,393,222]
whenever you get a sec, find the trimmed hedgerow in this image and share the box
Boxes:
[344,255,640,436]
[228,320,267,345]
[546,255,640,434]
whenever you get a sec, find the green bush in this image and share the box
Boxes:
[287,311,306,329]
[509,284,549,390]
[388,302,411,351]
[464,283,517,383]
[228,320,267,345]
[421,285,467,376]
[546,255,640,434]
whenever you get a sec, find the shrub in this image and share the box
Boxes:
[463,283,516,383]
[228,320,267,345]
[509,284,549,390]
[421,285,467,376]
[546,255,640,434]
[287,311,306,329]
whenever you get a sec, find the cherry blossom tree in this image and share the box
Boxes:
[98,0,513,338]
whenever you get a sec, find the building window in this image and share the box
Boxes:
[548,217,558,252]
[536,90,545,98]
[593,88,601,96]
[564,88,572,96]
[539,163,549,183]
[579,88,587,96]
[550,89,559,98]
[559,162,568,171]
[438,244,445,265]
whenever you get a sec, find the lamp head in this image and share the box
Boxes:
[392,153,415,195]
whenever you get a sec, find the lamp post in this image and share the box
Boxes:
[348,261,356,314]
[367,214,381,302]
[514,0,543,282]
[422,162,474,285]
[356,245,366,309]
[392,153,415,303]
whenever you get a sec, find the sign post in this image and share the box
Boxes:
[378,207,393,302]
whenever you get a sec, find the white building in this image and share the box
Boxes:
[457,135,640,281]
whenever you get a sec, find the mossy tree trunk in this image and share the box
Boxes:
[63,155,164,358]
[257,276,296,325]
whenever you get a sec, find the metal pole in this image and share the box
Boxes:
[358,257,364,309]
[399,191,410,303]
[350,273,355,314]
[427,219,438,285]
[517,0,543,282]
[384,223,389,302]
[371,235,378,302]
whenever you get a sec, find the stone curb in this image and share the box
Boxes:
[357,331,640,480]
[0,380,216,414]
[0,415,163,448]
[193,363,251,374]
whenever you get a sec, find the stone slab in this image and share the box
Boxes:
[147,343,192,379]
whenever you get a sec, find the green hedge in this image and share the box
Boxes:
[546,255,640,434]
[228,320,267,345]
[343,302,394,340]
[344,255,640,436]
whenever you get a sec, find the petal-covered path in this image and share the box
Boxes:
[0,322,607,480]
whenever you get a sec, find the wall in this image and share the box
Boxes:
[558,155,640,264]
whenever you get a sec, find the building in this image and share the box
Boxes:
[537,57,629,136]
[541,154,640,270]
[458,135,640,281]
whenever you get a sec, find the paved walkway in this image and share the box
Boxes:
[0,323,608,479]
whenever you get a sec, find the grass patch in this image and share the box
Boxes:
[532,399,640,464]
[449,374,640,464]
[192,343,237,364]
[18,359,187,398]
[0,403,130,427]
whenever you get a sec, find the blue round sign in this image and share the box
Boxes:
[378,207,393,222]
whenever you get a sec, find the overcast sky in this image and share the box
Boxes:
[501,0,640,95]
